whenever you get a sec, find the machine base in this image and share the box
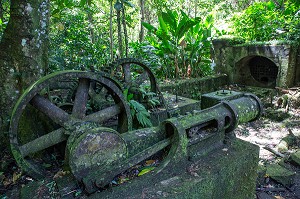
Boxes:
[91,138,259,199]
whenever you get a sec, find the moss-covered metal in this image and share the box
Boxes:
[90,139,260,199]
[9,71,132,179]
[68,91,262,193]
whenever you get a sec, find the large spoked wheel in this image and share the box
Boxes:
[9,71,132,179]
[111,58,158,93]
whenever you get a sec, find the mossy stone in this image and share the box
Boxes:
[266,164,295,186]
[290,150,300,167]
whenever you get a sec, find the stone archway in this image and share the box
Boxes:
[235,56,278,88]
[212,38,300,88]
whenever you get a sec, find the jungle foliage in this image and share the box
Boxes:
[231,0,300,42]
[0,0,299,79]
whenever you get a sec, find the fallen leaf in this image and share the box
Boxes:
[13,172,22,183]
[145,160,156,166]
[138,167,155,176]
[53,170,67,179]
[3,178,12,186]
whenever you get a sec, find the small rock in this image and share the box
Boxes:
[277,140,288,153]
[266,164,295,186]
[290,150,300,167]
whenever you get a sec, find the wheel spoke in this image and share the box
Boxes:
[20,128,67,157]
[30,94,70,126]
[123,63,131,83]
[72,78,90,119]
[135,71,149,86]
[84,104,121,123]
[88,84,104,104]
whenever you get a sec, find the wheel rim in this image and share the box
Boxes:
[9,71,132,178]
[110,58,158,93]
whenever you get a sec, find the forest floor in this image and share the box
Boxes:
[229,85,300,199]
[1,85,300,199]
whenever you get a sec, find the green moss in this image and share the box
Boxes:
[91,139,259,199]
[160,75,228,100]
[234,40,298,47]
[213,35,246,45]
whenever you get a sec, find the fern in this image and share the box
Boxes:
[129,100,152,127]
[123,89,153,128]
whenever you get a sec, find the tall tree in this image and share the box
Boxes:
[139,0,145,42]
[115,1,123,58]
[0,0,50,149]
[121,4,128,57]
[109,0,114,61]
[0,1,3,21]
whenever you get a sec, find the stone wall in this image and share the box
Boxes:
[212,38,300,88]
[159,74,228,100]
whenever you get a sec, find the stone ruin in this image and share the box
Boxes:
[8,58,263,198]
[212,38,300,88]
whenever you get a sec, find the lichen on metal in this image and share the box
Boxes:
[8,59,264,197]
[9,71,132,179]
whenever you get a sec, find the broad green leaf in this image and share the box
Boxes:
[64,0,74,8]
[202,59,212,64]
[142,22,157,33]
[123,0,135,8]
[204,14,214,29]
[128,93,133,101]
[177,21,197,43]
[79,0,86,6]
[138,167,155,176]
[123,89,128,99]
[52,9,61,17]
[161,11,177,33]
[158,15,169,36]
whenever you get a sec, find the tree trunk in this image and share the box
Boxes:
[87,10,95,44]
[0,1,3,22]
[0,0,50,149]
[116,9,123,58]
[87,8,96,71]
[121,6,128,57]
[194,0,197,18]
[109,0,114,61]
[139,0,145,42]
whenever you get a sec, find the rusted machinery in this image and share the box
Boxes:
[9,58,263,196]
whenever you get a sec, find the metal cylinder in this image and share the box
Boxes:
[122,93,263,157]
[71,93,263,192]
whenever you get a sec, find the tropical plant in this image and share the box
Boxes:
[49,5,112,72]
[142,9,215,79]
[231,0,300,42]
[114,0,135,58]
[183,14,214,77]
[142,9,199,78]
[123,89,152,128]
[129,41,161,76]
[0,0,10,39]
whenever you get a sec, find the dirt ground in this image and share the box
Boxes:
[230,85,300,199]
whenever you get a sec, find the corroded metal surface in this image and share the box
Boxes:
[109,58,158,93]
[108,58,167,108]
[69,92,263,193]
[9,71,132,178]
[67,126,127,189]
[10,66,263,197]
